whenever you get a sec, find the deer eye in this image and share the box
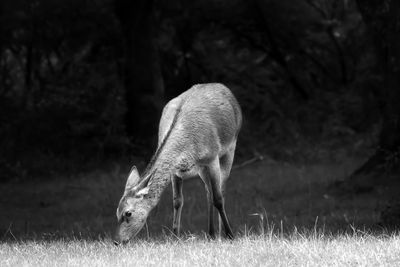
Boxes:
[124,211,132,218]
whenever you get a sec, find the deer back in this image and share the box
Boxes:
[157,83,242,165]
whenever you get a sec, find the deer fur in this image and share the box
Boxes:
[114,83,242,243]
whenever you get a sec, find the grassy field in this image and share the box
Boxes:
[1,156,400,265]
[1,156,387,238]
[1,231,400,266]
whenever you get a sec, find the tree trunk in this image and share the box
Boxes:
[345,0,400,192]
[115,0,164,140]
[253,0,309,101]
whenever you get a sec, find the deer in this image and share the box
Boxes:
[114,83,242,244]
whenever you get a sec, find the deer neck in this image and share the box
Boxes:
[144,150,179,207]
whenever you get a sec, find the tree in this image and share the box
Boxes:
[114,0,164,140]
[343,0,400,191]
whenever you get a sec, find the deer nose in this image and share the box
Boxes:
[113,229,128,246]
[113,228,122,246]
[113,238,129,246]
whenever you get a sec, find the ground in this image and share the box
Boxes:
[1,157,400,265]
[0,156,392,239]
[1,233,400,266]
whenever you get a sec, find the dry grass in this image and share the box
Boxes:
[1,231,400,266]
[1,157,399,266]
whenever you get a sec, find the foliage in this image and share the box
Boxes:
[0,0,129,179]
[0,0,383,180]
[156,0,380,161]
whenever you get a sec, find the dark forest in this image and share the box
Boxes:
[1,0,400,239]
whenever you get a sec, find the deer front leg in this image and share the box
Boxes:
[171,175,183,236]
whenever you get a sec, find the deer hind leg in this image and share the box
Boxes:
[218,153,235,239]
[218,147,235,238]
[200,171,215,238]
[171,175,183,236]
[201,157,234,239]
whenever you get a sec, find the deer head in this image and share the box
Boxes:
[114,166,152,244]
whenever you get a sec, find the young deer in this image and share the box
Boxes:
[114,83,242,244]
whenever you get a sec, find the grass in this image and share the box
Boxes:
[1,230,400,266]
[1,156,385,238]
[1,156,400,265]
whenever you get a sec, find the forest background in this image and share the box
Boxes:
[1,0,400,238]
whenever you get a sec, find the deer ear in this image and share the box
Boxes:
[125,166,140,190]
[135,187,149,198]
